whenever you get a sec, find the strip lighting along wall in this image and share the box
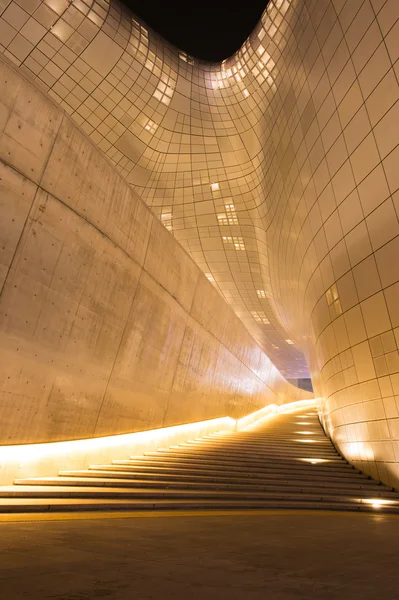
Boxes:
[0,399,316,486]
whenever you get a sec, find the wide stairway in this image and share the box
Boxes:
[1,408,398,513]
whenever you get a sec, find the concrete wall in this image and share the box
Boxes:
[0,55,309,444]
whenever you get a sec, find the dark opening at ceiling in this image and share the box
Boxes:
[123,1,270,62]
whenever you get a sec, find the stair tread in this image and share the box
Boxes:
[58,470,381,484]
[13,477,391,492]
[86,466,370,480]
[6,485,396,500]
[1,498,398,515]
[0,497,396,506]
[102,462,359,474]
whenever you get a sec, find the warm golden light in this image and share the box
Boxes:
[345,442,375,461]
[237,405,277,430]
[363,499,396,509]
[278,400,317,415]
[0,417,235,465]
[237,399,317,430]
[0,399,318,485]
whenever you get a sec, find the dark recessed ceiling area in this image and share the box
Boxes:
[123,1,270,62]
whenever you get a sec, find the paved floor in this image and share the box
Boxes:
[1,510,399,599]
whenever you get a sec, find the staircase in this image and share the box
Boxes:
[0,408,398,514]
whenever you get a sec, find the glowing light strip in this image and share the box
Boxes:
[236,404,277,430]
[0,398,317,486]
[0,398,317,465]
[277,399,317,414]
[237,398,317,431]
[0,417,236,465]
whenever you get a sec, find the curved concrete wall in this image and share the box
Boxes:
[0,55,308,444]
[1,0,399,489]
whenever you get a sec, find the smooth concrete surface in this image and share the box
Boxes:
[0,55,308,447]
[1,511,399,598]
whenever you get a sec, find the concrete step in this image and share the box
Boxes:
[176,443,334,452]
[118,458,350,473]
[163,440,336,449]
[146,448,340,460]
[136,455,342,466]
[161,451,338,462]
[59,469,380,485]
[180,437,333,446]
[159,440,337,447]
[110,459,359,475]
[1,497,398,514]
[91,464,368,481]
[144,446,340,456]
[1,485,397,503]
[12,478,394,495]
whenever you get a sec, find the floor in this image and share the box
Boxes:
[1,510,399,599]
